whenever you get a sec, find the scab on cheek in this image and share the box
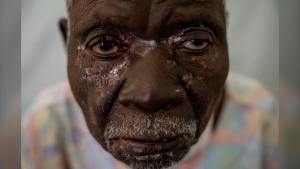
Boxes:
[82,59,128,89]
[182,73,194,89]
[210,50,218,62]
[181,72,206,90]
[168,33,182,55]
[166,59,178,68]
[188,48,219,72]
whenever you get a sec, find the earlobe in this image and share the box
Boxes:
[59,18,69,45]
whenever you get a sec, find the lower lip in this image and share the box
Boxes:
[113,136,186,156]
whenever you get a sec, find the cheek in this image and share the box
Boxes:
[179,48,227,120]
[68,45,129,117]
[82,59,127,90]
[72,47,129,92]
[68,46,130,143]
[181,47,227,89]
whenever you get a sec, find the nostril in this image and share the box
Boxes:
[118,88,186,111]
[118,93,135,106]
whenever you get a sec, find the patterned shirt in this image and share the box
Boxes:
[22,72,278,169]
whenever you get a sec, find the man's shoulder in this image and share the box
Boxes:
[25,81,74,113]
[226,72,276,112]
[205,73,279,168]
[223,72,278,149]
[22,81,80,139]
[224,72,278,138]
[21,82,127,169]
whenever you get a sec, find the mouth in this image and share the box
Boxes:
[110,135,188,156]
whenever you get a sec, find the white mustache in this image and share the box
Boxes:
[104,114,198,140]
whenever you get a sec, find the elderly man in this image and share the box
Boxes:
[22,0,278,168]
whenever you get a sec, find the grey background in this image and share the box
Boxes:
[1,0,21,115]
[0,0,21,168]
[21,0,279,113]
[280,1,300,168]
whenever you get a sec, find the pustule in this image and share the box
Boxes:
[77,45,85,51]
[76,44,86,59]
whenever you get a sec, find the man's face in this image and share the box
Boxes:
[66,0,228,168]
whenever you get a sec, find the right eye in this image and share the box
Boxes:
[89,35,121,56]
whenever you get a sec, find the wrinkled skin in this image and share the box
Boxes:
[60,0,228,168]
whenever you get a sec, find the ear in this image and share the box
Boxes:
[59,18,69,45]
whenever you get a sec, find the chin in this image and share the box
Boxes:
[99,109,205,169]
[82,107,208,169]
[123,153,186,169]
[104,131,197,169]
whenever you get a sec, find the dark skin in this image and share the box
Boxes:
[60,0,228,168]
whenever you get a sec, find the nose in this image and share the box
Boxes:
[118,45,186,111]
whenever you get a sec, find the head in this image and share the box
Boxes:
[60,0,228,168]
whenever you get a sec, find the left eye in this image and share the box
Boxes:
[91,37,120,55]
[181,39,208,51]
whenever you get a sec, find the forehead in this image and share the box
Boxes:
[69,0,225,39]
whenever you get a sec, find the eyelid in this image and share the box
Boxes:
[87,34,120,49]
[88,35,120,48]
[180,40,209,52]
[84,27,123,47]
[169,27,214,45]
[168,28,214,56]
[182,30,214,43]
[85,31,132,60]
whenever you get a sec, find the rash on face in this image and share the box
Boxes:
[67,1,228,168]
[76,45,129,89]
